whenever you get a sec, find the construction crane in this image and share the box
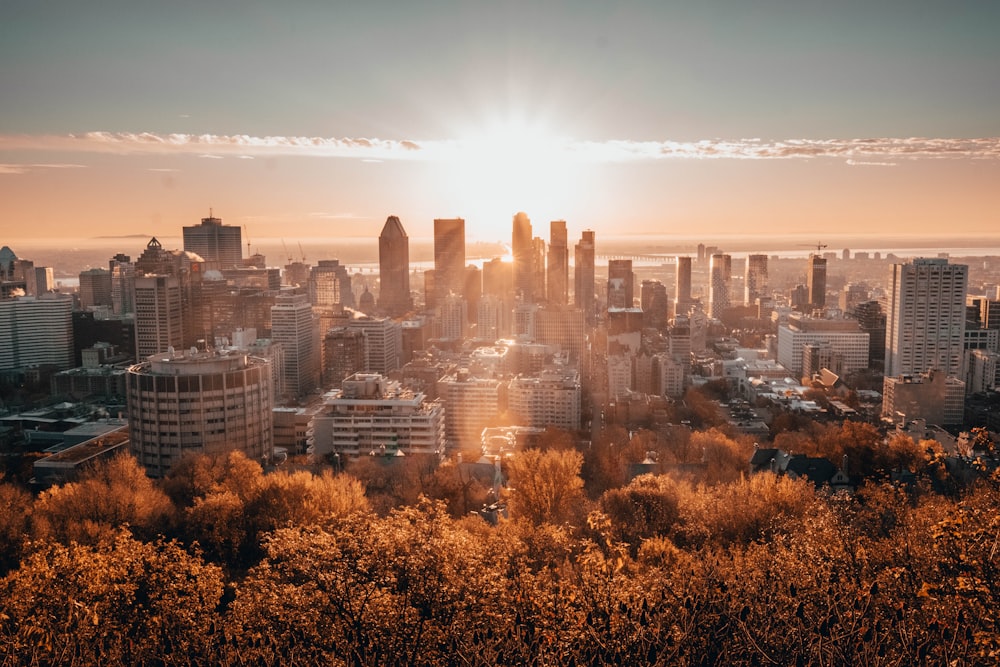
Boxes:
[298,242,306,262]
[244,225,252,257]
[281,239,293,264]
[798,242,828,254]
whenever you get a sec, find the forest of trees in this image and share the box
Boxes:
[2,422,999,665]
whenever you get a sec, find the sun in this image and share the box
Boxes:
[432,115,589,239]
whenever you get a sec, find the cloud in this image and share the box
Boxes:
[0,162,87,175]
[846,159,897,167]
[0,131,998,164]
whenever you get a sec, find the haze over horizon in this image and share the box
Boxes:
[2,1,999,243]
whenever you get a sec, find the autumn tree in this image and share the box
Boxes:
[32,454,173,546]
[0,532,224,665]
[506,448,586,526]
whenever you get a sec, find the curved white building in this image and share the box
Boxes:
[126,349,273,477]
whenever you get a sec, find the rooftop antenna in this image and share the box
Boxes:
[244,225,251,257]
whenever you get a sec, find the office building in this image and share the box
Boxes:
[884,258,968,379]
[477,294,507,341]
[463,264,481,325]
[133,275,184,358]
[709,253,732,319]
[607,259,634,309]
[109,253,135,316]
[182,212,243,269]
[745,254,768,306]
[433,218,465,305]
[776,315,870,377]
[641,279,669,329]
[807,255,827,310]
[534,305,587,362]
[377,215,412,316]
[310,373,445,458]
[675,256,693,314]
[882,370,965,426]
[547,220,569,305]
[512,211,534,302]
[574,230,596,323]
[126,349,273,477]
[322,327,366,388]
[270,292,320,397]
[78,268,113,310]
[308,259,353,310]
[0,293,74,372]
[345,315,402,375]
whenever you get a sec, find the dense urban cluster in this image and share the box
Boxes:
[2,212,1000,662]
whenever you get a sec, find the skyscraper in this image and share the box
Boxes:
[607,259,634,309]
[270,292,320,398]
[807,255,827,310]
[512,211,533,301]
[547,220,569,305]
[675,255,693,315]
[182,212,243,269]
[308,259,353,310]
[433,218,465,304]
[574,230,596,324]
[709,253,732,319]
[745,254,769,306]
[884,258,968,379]
[0,293,74,371]
[133,275,184,358]
[109,253,135,316]
[378,215,412,316]
[641,279,669,329]
[78,268,112,310]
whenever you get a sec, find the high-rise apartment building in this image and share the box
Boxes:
[377,215,412,316]
[709,253,732,319]
[0,293,74,371]
[607,259,634,309]
[547,221,569,305]
[438,293,468,340]
[512,211,533,301]
[745,254,769,306]
[126,349,273,477]
[807,255,827,310]
[508,369,581,431]
[574,230,596,323]
[270,292,320,398]
[884,258,968,379]
[310,373,444,458]
[182,212,243,269]
[433,218,465,304]
[439,371,502,451]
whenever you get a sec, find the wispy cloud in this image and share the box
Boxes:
[1,132,998,164]
[0,162,87,175]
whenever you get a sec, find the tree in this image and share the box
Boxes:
[0,479,31,573]
[32,454,172,546]
[0,532,224,665]
[506,449,585,526]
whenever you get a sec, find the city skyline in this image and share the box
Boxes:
[2,1,999,243]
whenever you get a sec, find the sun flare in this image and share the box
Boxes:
[432,116,589,239]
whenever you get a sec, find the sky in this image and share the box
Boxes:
[2,0,999,244]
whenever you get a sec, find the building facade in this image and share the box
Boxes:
[182,213,243,269]
[377,215,413,316]
[126,350,273,477]
[884,258,968,379]
[310,373,445,458]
